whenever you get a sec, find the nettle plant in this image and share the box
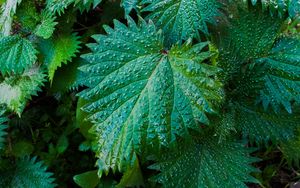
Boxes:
[0,0,299,187]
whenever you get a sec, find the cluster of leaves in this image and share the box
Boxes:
[0,0,299,187]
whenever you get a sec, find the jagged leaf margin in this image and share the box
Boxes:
[223,102,300,144]
[38,33,81,82]
[0,36,38,75]
[80,17,223,176]
[46,0,102,14]
[121,0,140,15]
[247,0,300,18]
[253,37,300,113]
[142,0,221,45]
[150,137,258,188]
[34,10,57,39]
[0,157,56,188]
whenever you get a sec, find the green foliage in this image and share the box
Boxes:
[38,32,81,81]
[80,17,223,175]
[150,136,258,188]
[117,157,144,188]
[142,0,221,44]
[0,157,56,188]
[0,0,299,187]
[0,36,37,75]
[35,11,57,39]
[73,170,100,188]
[0,0,21,36]
[224,102,300,143]
[46,0,102,14]
[0,110,7,150]
[253,37,300,113]
[248,0,300,18]
[121,0,139,15]
[0,65,46,114]
[280,130,300,167]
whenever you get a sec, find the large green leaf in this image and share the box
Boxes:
[150,137,258,188]
[0,65,46,115]
[38,33,81,81]
[0,157,56,188]
[0,36,38,75]
[142,0,221,45]
[80,18,223,176]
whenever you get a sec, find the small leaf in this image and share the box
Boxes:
[38,33,81,82]
[35,11,57,39]
[0,36,38,75]
[56,134,69,154]
[73,170,100,188]
[117,156,144,188]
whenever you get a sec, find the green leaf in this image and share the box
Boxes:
[0,65,46,115]
[0,157,56,188]
[35,11,57,39]
[80,18,223,176]
[0,36,38,75]
[280,130,300,167]
[253,37,300,113]
[248,0,300,18]
[38,33,81,82]
[0,110,7,150]
[11,140,34,157]
[46,0,74,15]
[74,0,102,12]
[121,0,139,15]
[150,137,258,188]
[142,0,221,45]
[51,58,85,92]
[228,102,300,143]
[216,7,282,78]
[56,134,69,154]
[289,0,300,18]
[46,0,102,14]
[73,170,100,188]
[117,156,144,188]
[15,0,40,32]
